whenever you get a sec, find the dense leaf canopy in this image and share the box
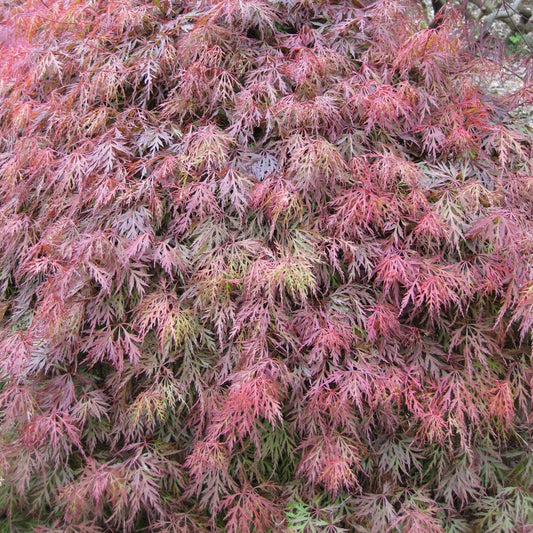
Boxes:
[0,0,532,531]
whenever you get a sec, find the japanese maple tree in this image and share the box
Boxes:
[0,0,532,531]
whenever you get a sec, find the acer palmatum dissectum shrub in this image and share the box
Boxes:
[0,0,532,531]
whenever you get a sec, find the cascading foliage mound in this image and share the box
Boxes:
[0,0,532,531]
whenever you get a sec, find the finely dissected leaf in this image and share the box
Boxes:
[0,0,531,531]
